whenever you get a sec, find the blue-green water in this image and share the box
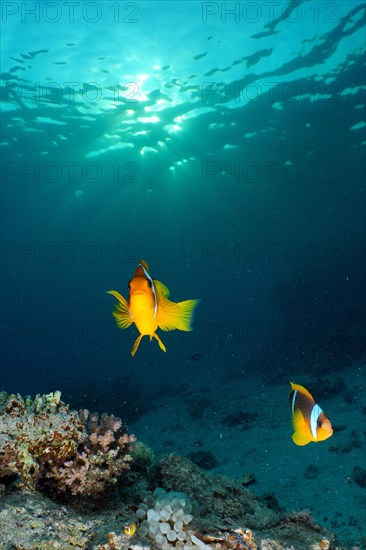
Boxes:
[1,1,365,546]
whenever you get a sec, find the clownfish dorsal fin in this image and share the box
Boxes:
[140,259,149,272]
[290,382,315,403]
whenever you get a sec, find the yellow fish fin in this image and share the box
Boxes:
[291,408,312,446]
[107,290,133,329]
[154,279,170,298]
[131,334,144,357]
[124,523,137,536]
[292,431,312,446]
[107,289,128,306]
[158,297,200,332]
[152,332,166,352]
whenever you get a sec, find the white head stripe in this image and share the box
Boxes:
[291,390,297,413]
[138,263,157,317]
[310,403,323,439]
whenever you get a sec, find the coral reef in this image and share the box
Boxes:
[94,484,337,550]
[0,391,85,491]
[149,453,279,530]
[241,473,256,488]
[0,392,351,549]
[134,488,202,548]
[0,391,135,501]
[148,454,336,548]
[130,441,155,473]
[131,489,296,550]
[0,483,343,550]
[44,410,136,499]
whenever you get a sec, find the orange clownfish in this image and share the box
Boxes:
[289,382,333,446]
[107,260,200,357]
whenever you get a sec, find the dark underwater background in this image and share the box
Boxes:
[1,1,365,546]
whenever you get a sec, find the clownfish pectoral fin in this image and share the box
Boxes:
[158,297,200,332]
[131,334,144,357]
[152,332,166,352]
[107,290,133,329]
[291,408,312,446]
[154,279,170,298]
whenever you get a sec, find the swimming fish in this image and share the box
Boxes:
[124,523,137,536]
[289,382,333,446]
[107,260,200,356]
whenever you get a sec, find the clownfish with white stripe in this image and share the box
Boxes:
[107,260,200,357]
[289,382,333,446]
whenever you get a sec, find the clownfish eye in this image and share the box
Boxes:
[147,279,152,288]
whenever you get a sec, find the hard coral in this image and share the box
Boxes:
[46,410,136,498]
[0,391,136,501]
[0,391,84,491]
